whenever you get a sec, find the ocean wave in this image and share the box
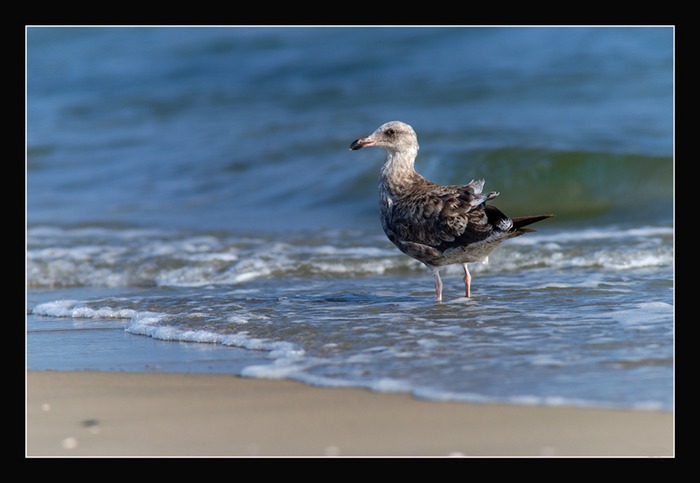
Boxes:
[32,299,136,319]
[26,222,672,289]
[32,298,307,368]
[29,296,672,412]
[336,148,673,226]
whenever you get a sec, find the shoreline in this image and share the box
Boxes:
[26,370,673,457]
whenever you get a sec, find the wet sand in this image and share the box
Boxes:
[26,370,673,457]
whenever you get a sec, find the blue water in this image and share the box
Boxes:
[26,26,674,411]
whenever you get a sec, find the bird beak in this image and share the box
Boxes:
[349,137,375,151]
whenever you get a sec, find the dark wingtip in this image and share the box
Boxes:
[511,214,555,229]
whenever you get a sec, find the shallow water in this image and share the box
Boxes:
[26,26,674,410]
[27,222,673,410]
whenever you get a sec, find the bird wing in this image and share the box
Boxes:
[386,178,502,248]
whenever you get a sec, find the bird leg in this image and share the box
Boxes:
[432,269,443,303]
[463,263,472,298]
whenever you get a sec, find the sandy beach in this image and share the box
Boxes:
[26,370,673,457]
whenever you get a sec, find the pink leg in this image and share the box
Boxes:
[463,263,471,298]
[433,269,443,302]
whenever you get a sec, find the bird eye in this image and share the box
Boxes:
[386,128,395,136]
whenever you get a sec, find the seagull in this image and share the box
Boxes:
[350,120,553,302]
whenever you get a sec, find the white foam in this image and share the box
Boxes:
[510,225,673,245]
[185,252,239,262]
[529,355,565,367]
[491,245,672,272]
[368,377,413,393]
[30,296,671,412]
[32,300,80,317]
[312,245,388,257]
[28,222,673,290]
[310,258,398,275]
[33,300,136,319]
[124,309,307,365]
[155,266,218,288]
[409,387,661,411]
[241,362,303,379]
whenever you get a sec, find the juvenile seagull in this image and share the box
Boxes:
[350,121,553,302]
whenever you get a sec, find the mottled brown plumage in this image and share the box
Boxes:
[350,120,553,301]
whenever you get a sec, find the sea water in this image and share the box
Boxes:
[26,26,674,411]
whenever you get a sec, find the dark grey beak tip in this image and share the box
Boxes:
[349,139,363,151]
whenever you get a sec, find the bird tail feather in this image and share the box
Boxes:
[511,214,555,230]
